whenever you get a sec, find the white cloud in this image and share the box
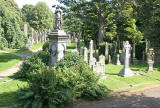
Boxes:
[14,0,60,12]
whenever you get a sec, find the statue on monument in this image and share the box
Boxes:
[55,5,62,30]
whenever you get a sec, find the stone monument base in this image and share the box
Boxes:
[119,68,134,77]
[147,61,154,72]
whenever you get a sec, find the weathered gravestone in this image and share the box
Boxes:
[105,42,109,58]
[48,5,68,66]
[83,47,88,62]
[31,28,34,45]
[116,54,121,65]
[35,31,38,44]
[24,24,28,37]
[147,48,155,72]
[93,55,106,78]
[89,40,96,67]
[119,41,134,77]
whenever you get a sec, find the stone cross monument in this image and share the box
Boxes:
[48,5,68,66]
[119,41,134,77]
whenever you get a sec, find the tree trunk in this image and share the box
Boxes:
[98,23,104,44]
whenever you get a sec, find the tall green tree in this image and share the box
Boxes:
[0,0,27,49]
[23,2,54,31]
[59,0,116,44]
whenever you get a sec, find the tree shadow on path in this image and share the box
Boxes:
[67,93,160,108]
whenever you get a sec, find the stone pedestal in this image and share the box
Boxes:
[148,61,154,72]
[116,54,121,65]
[48,30,68,66]
[119,68,134,77]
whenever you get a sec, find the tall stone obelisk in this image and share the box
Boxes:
[48,5,68,66]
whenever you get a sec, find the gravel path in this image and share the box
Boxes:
[68,85,160,108]
[0,48,42,79]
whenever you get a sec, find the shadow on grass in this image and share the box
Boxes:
[67,93,160,108]
[0,53,21,63]
[106,73,119,76]
[0,90,19,107]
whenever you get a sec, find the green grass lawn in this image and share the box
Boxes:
[3,48,32,54]
[29,42,44,51]
[2,42,44,54]
[0,78,27,107]
[66,43,76,52]
[102,64,160,92]
[0,53,21,73]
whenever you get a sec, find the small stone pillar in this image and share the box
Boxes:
[108,55,111,64]
[48,5,69,66]
[83,47,88,62]
[116,54,121,65]
[24,24,28,37]
[31,28,34,45]
[147,48,154,72]
[89,40,96,66]
[119,41,134,77]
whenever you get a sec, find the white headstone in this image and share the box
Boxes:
[83,47,88,62]
[116,54,121,65]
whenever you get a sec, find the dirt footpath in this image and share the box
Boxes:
[69,86,160,108]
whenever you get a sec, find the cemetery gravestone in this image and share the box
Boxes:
[116,54,121,65]
[147,48,154,72]
[83,47,88,62]
[93,55,106,78]
[119,41,134,77]
[24,24,28,37]
[31,28,34,45]
[89,40,96,67]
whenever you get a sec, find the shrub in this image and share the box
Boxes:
[16,51,49,78]
[55,52,84,68]
[42,40,49,51]
[18,53,109,108]
[18,67,74,108]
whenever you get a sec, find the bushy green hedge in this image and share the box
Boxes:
[42,40,49,51]
[16,51,49,78]
[18,53,108,108]
[55,52,84,68]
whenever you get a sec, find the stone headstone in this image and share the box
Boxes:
[83,47,88,62]
[35,31,38,44]
[116,54,121,65]
[93,55,106,79]
[31,28,34,45]
[119,41,134,77]
[147,48,154,72]
[24,24,28,37]
[105,42,109,57]
[89,40,96,66]
[99,55,105,65]
[108,55,111,64]
[75,38,78,49]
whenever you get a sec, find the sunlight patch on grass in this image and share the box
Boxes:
[0,79,27,107]
[0,53,21,73]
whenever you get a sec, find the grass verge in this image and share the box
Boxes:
[0,53,21,73]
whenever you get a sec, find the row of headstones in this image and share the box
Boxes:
[24,24,48,47]
[78,40,106,78]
